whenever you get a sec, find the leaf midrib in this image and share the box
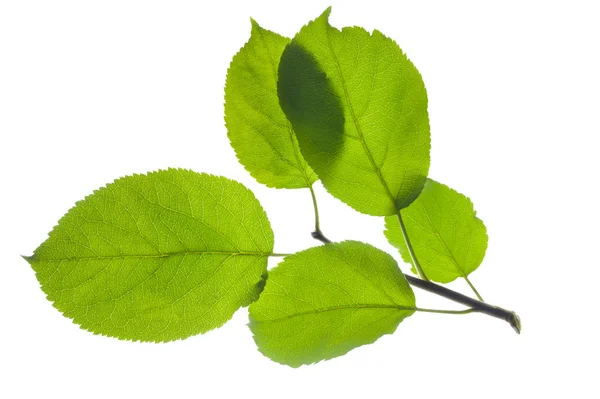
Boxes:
[414,199,468,278]
[323,28,397,211]
[254,25,314,188]
[30,250,273,263]
[254,303,415,324]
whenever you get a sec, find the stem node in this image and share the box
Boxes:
[311,230,331,244]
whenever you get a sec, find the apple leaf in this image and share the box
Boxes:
[278,8,430,215]
[249,241,415,367]
[25,169,274,342]
[225,20,317,189]
[384,179,488,284]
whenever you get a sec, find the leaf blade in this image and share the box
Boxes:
[278,8,430,215]
[384,179,488,283]
[249,241,415,367]
[26,169,274,342]
[224,20,317,189]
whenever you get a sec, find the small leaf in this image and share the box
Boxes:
[249,241,415,367]
[384,179,488,283]
[25,169,274,342]
[278,8,430,216]
[225,20,317,189]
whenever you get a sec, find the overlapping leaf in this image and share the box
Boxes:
[25,169,274,342]
[278,8,430,216]
[225,20,317,189]
[385,179,488,284]
[249,241,416,367]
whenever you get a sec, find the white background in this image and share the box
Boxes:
[1,0,599,397]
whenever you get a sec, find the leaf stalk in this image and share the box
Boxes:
[464,275,484,302]
[308,184,321,233]
[396,210,429,281]
[308,184,334,244]
[415,307,476,315]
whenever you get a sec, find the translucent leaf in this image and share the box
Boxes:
[249,241,415,367]
[25,169,274,342]
[225,20,317,189]
[384,179,488,284]
[278,8,430,215]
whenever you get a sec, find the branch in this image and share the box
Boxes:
[405,275,521,334]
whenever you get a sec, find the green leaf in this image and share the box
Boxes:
[384,179,488,284]
[224,19,317,189]
[278,8,430,216]
[25,169,274,342]
[249,241,415,367]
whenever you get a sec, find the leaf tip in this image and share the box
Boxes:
[314,6,332,25]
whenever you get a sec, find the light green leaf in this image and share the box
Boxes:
[384,179,488,284]
[249,241,415,367]
[278,8,430,216]
[25,169,274,342]
[225,20,317,189]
